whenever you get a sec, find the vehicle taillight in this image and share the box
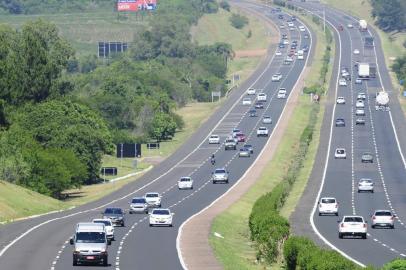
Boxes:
[340,223,345,228]
[335,204,338,208]
[372,216,376,220]
[363,224,367,228]
[390,216,394,220]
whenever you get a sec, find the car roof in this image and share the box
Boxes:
[76,222,105,232]
[151,208,170,213]
[145,192,159,195]
[215,167,226,171]
[320,197,336,200]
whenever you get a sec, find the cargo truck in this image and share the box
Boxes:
[358,63,370,78]
[359,20,367,32]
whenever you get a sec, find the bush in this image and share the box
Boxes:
[274,0,286,7]
[229,13,249,29]
[382,259,406,270]
[219,1,230,11]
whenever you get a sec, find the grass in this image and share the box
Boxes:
[321,0,406,112]
[0,11,147,56]
[210,9,333,269]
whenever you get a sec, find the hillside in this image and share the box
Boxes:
[0,180,66,223]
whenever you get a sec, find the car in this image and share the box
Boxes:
[347,23,353,28]
[257,93,267,102]
[336,97,346,104]
[285,56,293,62]
[249,109,257,117]
[338,78,347,86]
[178,176,193,190]
[335,118,345,127]
[235,133,246,142]
[144,192,162,208]
[283,39,289,45]
[129,197,149,214]
[92,219,115,240]
[149,208,174,227]
[357,93,366,100]
[355,118,366,125]
[247,88,256,95]
[302,45,309,52]
[255,102,264,109]
[208,134,220,144]
[239,148,251,157]
[355,78,362,84]
[338,25,343,31]
[212,168,229,184]
[353,49,360,55]
[318,197,339,216]
[243,144,254,154]
[299,25,306,32]
[262,115,272,124]
[282,34,288,39]
[279,24,285,29]
[335,148,346,159]
[224,138,237,150]
[371,210,395,229]
[257,127,269,137]
[361,152,374,163]
[287,22,294,27]
[358,178,374,193]
[272,73,283,82]
[277,88,287,99]
[284,59,292,65]
[304,34,309,39]
[275,50,282,56]
[278,14,284,19]
[338,216,367,239]
[102,207,125,227]
[289,27,295,31]
[232,128,241,137]
[290,44,297,50]
[242,97,252,106]
[278,43,285,49]
[356,100,365,108]
[356,109,365,116]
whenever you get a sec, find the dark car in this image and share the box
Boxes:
[278,43,285,49]
[356,118,366,125]
[102,207,125,227]
[249,109,257,117]
[302,45,309,52]
[335,118,345,127]
[255,102,264,109]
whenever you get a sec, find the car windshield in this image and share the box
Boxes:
[104,208,122,214]
[244,145,252,148]
[321,199,336,204]
[132,198,146,204]
[363,153,372,157]
[344,217,363,223]
[180,178,191,182]
[76,232,106,243]
[93,220,111,226]
[375,211,392,216]
[215,169,226,174]
[152,210,170,215]
[210,135,218,138]
[337,150,345,154]
[146,193,159,198]
[360,179,372,184]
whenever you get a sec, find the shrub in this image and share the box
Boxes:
[229,13,249,29]
[382,259,406,270]
[219,1,230,11]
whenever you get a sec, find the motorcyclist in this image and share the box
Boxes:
[210,154,215,165]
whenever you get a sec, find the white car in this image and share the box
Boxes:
[357,93,366,100]
[262,115,272,124]
[338,78,347,86]
[371,210,395,229]
[272,73,282,82]
[277,88,287,99]
[208,134,220,144]
[129,197,149,214]
[92,219,114,240]
[356,100,365,108]
[318,197,338,216]
[283,39,289,45]
[299,25,306,32]
[355,78,362,84]
[285,56,293,63]
[353,49,360,55]
[247,88,256,95]
[257,127,269,137]
[338,216,367,239]
[178,176,193,190]
[347,23,353,28]
[275,50,282,56]
[280,24,285,29]
[288,22,294,27]
[289,27,295,31]
[149,208,174,227]
[336,97,346,104]
[242,97,252,106]
[358,178,374,193]
[257,93,267,102]
[144,192,162,208]
[335,148,346,159]
[355,109,365,116]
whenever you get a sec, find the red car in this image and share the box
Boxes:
[235,133,246,142]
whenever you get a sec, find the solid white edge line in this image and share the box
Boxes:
[0,1,283,261]
[303,6,367,268]
[176,10,313,270]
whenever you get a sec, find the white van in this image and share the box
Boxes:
[297,50,304,60]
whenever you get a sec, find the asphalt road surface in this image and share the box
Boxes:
[0,3,312,270]
[292,0,406,267]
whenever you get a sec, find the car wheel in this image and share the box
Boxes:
[225,180,229,184]
[129,211,133,214]
[357,190,360,193]
[149,224,153,227]
[103,256,108,266]
[73,257,78,266]
[371,190,374,193]
[338,233,343,239]
[335,213,339,216]
[372,225,375,229]
[391,225,395,229]
[122,223,125,227]
[362,234,367,239]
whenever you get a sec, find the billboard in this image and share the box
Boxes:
[117,0,157,12]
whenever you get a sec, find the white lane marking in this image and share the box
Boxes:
[177,11,313,270]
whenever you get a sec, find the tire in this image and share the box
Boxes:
[129,211,133,214]
[371,190,374,193]
[335,212,339,216]
[338,233,343,239]
[372,225,375,229]
[149,224,153,227]
[103,256,108,267]
[213,180,216,184]
[225,180,229,184]
[318,212,321,216]
[73,256,78,266]
[391,225,395,229]
[362,233,367,239]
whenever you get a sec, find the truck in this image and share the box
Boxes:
[70,222,111,266]
[375,90,389,111]
[358,63,370,78]
[369,63,377,78]
[297,49,304,60]
[359,20,367,32]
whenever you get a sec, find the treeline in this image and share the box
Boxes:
[371,0,406,32]
[392,55,406,87]
[0,0,232,198]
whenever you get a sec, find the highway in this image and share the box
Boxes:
[292,0,406,267]
[0,3,312,270]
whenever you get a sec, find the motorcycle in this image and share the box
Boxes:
[211,158,215,165]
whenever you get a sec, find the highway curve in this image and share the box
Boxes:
[291,0,406,267]
[0,3,313,270]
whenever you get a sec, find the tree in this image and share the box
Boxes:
[229,13,249,29]
[219,1,231,12]
[148,113,177,142]
[371,0,406,32]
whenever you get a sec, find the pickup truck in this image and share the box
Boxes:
[224,138,237,150]
[257,127,269,137]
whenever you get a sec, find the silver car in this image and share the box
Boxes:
[361,152,373,163]
[358,178,374,193]
[212,168,229,184]
[239,148,250,157]
[262,116,272,124]
[371,210,395,229]
[129,197,149,214]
